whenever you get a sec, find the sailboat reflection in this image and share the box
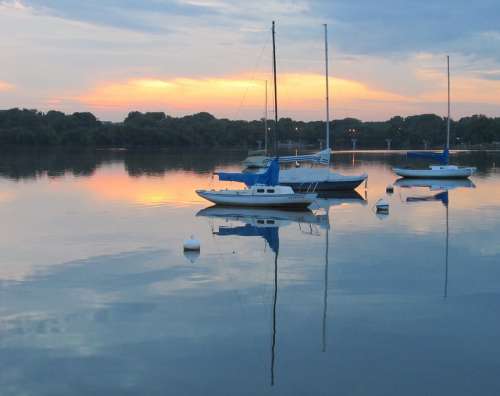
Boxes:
[197,191,366,385]
[395,178,475,191]
[395,178,475,298]
[313,191,366,353]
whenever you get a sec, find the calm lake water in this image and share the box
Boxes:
[1,149,499,396]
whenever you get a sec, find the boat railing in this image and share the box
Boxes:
[305,182,319,193]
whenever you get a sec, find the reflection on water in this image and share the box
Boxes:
[398,179,476,299]
[1,149,500,395]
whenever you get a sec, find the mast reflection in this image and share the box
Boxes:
[395,178,475,298]
[196,190,366,385]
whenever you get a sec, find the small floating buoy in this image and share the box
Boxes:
[386,184,394,194]
[376,198,389,213]
[183,235,200,251]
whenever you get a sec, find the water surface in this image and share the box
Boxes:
[1,149,499,396]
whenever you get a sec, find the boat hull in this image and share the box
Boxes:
[281,178,365,191]
[196,190,316,208]
[279,169,367,191]
[393,167,475,179]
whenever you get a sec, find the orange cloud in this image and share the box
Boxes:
[413,57,500,105]
[0,81,14,92]
[419,75,500,104]
[75,73,409,118]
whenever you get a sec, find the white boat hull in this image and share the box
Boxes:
[393,165,475,179]
[196,190,317,208]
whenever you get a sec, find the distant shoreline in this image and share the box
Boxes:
[1,108,499,149]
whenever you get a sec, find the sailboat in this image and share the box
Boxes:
[393,56,476,179]
[279,24,368,191]
[196,158,317,208]
[196,22,317,209]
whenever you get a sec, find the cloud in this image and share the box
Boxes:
[0,81,14,91]
[314,0,500,60]
[20,0,218,33]
[73,73,412,120]
[1,0,499,120]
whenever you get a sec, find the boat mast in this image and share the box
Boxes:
[264,80,268,154]
[446,55,450,151]
[324,24,331,157]
[272,21,279,156]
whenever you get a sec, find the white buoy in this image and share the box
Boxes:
[376,198,389,213]
[386,184,394,194]
[183,235,200,251]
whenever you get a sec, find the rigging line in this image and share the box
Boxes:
[232,35,270,120]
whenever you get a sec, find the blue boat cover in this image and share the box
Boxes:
[216,157,279,187]
[407,191,449,207]
[216,224,279,254]
[407,148,449,165]
[435,191,449,206]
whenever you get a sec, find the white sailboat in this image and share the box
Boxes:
[196,183,317,208]
[279,24,368,191]
[393,56,476,179]
[196,22,317,209]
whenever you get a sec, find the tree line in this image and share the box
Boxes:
[1,108,499,149]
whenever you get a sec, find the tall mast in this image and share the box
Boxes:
[446,55,450,151]
[264,80,268,154]
[324,24,331,154]
[272,21,279,156]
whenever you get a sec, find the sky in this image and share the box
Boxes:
[0,0,499,121]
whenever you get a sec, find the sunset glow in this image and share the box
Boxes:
[0,81,14,92]
[74,73,412,119]
[76,168,242,206]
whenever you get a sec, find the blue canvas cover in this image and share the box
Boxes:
[407,148,449,165]
[216,224,279,254]
[407,191,449,207]
[215,158,279,187]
